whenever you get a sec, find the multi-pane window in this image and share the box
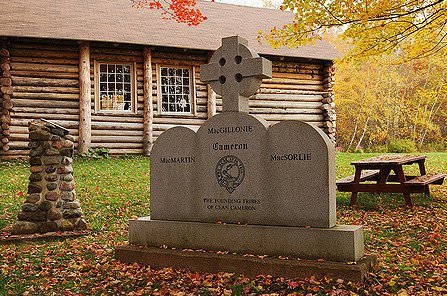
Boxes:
[160,67,192,113]
[98,63,133,112]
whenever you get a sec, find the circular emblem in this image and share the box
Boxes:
[215,155,245,194]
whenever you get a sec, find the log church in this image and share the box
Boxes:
[0,0,338,159]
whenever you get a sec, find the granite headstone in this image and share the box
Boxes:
[128,36,364,263]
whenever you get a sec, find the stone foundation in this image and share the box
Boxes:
[11,119,88,234]
[129,217,364,262]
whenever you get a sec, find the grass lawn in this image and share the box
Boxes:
[0,152,446,295]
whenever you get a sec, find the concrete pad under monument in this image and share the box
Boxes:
[116,36,371,281]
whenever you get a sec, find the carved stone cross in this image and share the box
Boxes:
[200,36,272,112]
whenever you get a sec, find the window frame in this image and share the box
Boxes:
[156,64,196,116]
[93,61,138,114]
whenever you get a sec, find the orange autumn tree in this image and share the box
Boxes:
[264,0,447,61]
[131,0,207,26]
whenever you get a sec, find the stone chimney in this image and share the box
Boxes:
[11,119,88,234]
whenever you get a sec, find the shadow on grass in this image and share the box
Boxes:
[337,192,434,211]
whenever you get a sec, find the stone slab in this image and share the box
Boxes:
[129,217,364,262]
[151,113,336,228]
[115,244,373,283]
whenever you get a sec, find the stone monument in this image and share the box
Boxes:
[11,119,88,235]
[117,36,371,281]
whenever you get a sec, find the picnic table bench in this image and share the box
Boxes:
[336,155,445,206]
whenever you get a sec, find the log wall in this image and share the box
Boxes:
[0,37,12,155]
[152,48,209,141]
[89,42,144,155]
[2,38,80,159]
[322,62,336,142]
[248,59,326,127]
[1,37,335,159]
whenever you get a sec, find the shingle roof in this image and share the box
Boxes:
[0,0,339,60]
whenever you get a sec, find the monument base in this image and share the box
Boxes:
[128,217,364,262]
[115,244,373,283]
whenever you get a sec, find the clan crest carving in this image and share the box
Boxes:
[215,155,245,193]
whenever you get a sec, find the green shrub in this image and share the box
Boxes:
[80,147,109,159]
[387,139,417,153]
[365,145,388,153]
[420,141,447,152]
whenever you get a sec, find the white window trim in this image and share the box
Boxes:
[93,61,138,114]
[156,64,196,116]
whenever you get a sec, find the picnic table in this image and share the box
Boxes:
[336,155,445,206]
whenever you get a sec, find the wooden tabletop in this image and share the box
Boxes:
[351,155,426,166]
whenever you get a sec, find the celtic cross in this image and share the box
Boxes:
[200,36,272,112]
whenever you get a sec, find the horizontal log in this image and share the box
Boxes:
[11,118,78,129]
[10,70,78,79]
[249,100,322,109]
[272,67,321,75]
[10,42,78,52]
[152,52,207,62]
[13,92,79,100]
[272,61,322,70]
[9,125,78,135]
[90,142,143,149]
[1,155,27,160]
[13,85,79,94]
[12,77,78,87]
[92,115,143,123]
[10,49,79,59]
[153,117,205,125]
[2,143,10,151]
[11,111,79,121]
[260,114,325,121]
[10,62,79,73]
[194,106,213,114]
[153,124,200,131]
[9,133,28,141]
[13,98,79,108]
[107,148,143,154]
[91,129,143,136]
[260,83,324,91]
[13,107,79,115]
[90,47,142,56]
[258,88,327,95]
[92,135,143,143]
[10,57,78,65]
[90,53,142,63]
[7,141,28,149]
[252,93,323,102]
[249,107,322,114]
[91,121,143,130]
[262,78,322,85]
[152,58,202,67]
[1,137,9,144]
[1,122,9,130]
[271,72,323,80]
